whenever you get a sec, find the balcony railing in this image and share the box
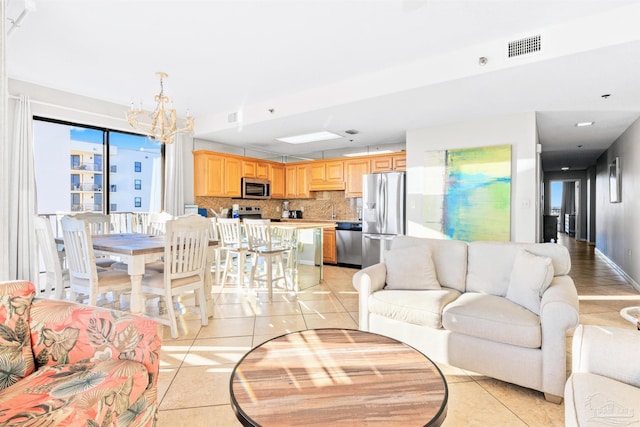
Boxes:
[70,183,103,192]
[71,162,103,172]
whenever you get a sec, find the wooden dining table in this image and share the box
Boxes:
[57,233,218,316]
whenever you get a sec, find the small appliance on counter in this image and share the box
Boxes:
[282,201,290,218]
[290,210,303,219]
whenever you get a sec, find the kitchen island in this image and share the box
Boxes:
[271,221,336,290]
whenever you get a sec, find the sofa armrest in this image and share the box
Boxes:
[539,275,580,397]
[29,299,162,389]
[353,263,387,331]
[572,324,640,388]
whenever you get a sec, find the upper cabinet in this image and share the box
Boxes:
[193,151,241,197]
[344,158,371,198]
[269,163,285,199]
[194,150,405,200]
[370,153,406,173]
[309,160,345,191]
[285,164,311,199]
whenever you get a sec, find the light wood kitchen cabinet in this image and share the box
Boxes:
[310,160,345,191]
[323,228,337,264]
[285,164,311,198]
[370,153,406,172]
[256,162,270,180]
[269,164,285,198]
[344,158,370,197]
[242,160,257,178]
[193,151,242,197]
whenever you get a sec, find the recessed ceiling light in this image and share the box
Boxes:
[561,167,570,171]
[276,131,342,144]
[575,122,594,127]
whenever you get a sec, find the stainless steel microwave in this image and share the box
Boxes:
[241,177,271,199]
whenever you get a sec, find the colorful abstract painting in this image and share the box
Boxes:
[423,145,511,241]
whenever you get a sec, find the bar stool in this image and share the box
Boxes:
[217,218,250,288]
[244,219,289,301]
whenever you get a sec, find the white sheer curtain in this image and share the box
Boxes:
[6,96,38,282]
[0,0,9,278]
[164,132,185,216]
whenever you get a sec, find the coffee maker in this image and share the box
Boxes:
[281,201,290,218]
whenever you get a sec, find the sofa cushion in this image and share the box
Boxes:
[506,249,554,314]
[442,292,541,348]
[0,281,36,391]
[384,245,441,290]
[0,360,149,425]
[369,288,461,328]
[391,236,468,292]
[565,372,640,427]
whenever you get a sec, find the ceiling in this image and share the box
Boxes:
[6,0,640,171]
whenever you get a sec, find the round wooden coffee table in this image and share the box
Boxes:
[230,328,448,426]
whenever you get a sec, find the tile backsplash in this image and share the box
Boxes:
[195,191,362,221]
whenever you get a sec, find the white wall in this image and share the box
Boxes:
[405,112,539,242]
[595,117,640,286]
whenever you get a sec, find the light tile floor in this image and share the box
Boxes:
[156,235,640,426]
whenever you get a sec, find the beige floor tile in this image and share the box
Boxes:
[159,341,192,369]
[182,336,253,367]
[253,300,303,316]
[196,316,256,339]
[253,314,307,336]
[442,381,526,427]
[303,310,358,329]
[157,367,178,405]
[157,405,242,427]
[298,296,348,314]
[160,364,235,410]
[211,301,256,318]
[477,378,564,427]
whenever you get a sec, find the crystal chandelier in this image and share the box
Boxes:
[126,72,194,144]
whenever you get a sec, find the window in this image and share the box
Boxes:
[33,119,162,216]
[134,179,142,190]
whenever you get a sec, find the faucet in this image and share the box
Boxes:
[326,201,336,220]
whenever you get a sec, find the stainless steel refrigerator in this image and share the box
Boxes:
[361,171,406,268]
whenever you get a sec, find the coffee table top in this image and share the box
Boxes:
[230,328,448,426]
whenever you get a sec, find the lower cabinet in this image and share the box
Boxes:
[323,228,337,264]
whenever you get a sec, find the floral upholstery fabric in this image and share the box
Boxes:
[0,360,149,425]
[0,281,162,427]
[0,281,36,391]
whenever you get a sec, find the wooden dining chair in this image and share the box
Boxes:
[61,216,132,307]
[34,215,68,299]
[146,211,174,236]
[71,212,117,268]
[244,219,290,301]
[141,214,210,338]
[217,218,250,288]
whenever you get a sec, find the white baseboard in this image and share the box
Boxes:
[594,248,640,293]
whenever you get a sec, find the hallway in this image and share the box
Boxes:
[560,233,640,329]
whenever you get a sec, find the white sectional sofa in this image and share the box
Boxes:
[353,236,580,402]
[565,325,640,426]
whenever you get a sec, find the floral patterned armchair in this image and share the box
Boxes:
[0,280,162,426]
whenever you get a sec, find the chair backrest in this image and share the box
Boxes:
[61,216,99,289]
[147,211,174,236]
[209,217,219,241]
[34,215,65,299]
[243,219,274,250]
[73,212,111,234]
[164,215,210,280]
[217,218,244,248]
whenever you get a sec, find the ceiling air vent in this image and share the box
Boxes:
[228,112,238,123]
[508,35,541,58]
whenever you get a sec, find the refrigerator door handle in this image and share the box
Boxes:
[381,175,387,229]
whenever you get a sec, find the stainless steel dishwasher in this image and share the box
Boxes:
[336,222,362,267]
